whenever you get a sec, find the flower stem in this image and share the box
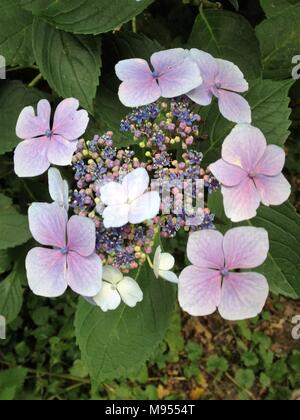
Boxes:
[28,72,43,88]
[147,256,154,269]
[132,16,137,33]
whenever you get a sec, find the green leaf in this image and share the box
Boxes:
[0,368,28,400]
[207,355,229,374]
[74,262,176,384]
[201,79,292,164]
[0,80,45,155]
[188,9,261,79]
[32,18,101,113]
[0,0,34,67]
[208,190,300,299]
[0,262,25,324]
[256,1,300,78]
[260,0,299,17]
[0,251,12,275]
[0,194,31,251]
[21,0,154,35]
[235,369,255,389]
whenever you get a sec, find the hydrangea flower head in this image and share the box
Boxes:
[100,167,161,228]
[187,49,251,124]
[26,203,102,298]
[14,98,89,177]
[210,124,291,222]
[115,48,202,107]
[178,227,270,321]
[92,266,143,311]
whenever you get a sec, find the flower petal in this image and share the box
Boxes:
[102,204,130,228]
[102,266,123,285]
[159,252,175,271]
[221,178,261,222]
[48,135,78,166]
[52,98,89,140]
[223,227,269,270]
[189,49,218,85]
[209,159,247,187]
[100,182,127,206]
[222,124,267,172]
[218,272,269,321]
[115,58,152,81]
[255,173,291,206]
[187,84,213,106]
[218,90,251,124]
[67,216,96,257]
[187,230,224,269]
[215,59,248,92]
[159,270,179,284]
[48,168,69,210]
[255,145,286,176]
[66,252,102,297]
[16,100,51,139]
[122,168,149,202]
[153,246,162,278]
[117,277,143,308]
[93,282,121,312]
[14,138,50,177]
[178,266,222,316]
[26,247,67,298]
[28,203,67,248]
[151,48,202,98]
[129,191,160,224]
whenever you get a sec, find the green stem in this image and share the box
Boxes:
[132,16,137,33]
[147,256,154,269]
[28,73,43,88]
[7,65,39,73]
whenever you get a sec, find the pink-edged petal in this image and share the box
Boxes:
[151,49,202,98]
[255,145,286,176]
[187,84,213,106]
[209,159,247,187]
[26,247,67,298]
[129,191,160,224]
[189,49,218,84]
[218,272,269,321]
[215,59,248,93]
[223,227,269,270]
[66,252,102,297]
[93,282,121,312]
[52,98,89,140]
[100,182,127,206]
[118,78,161,108]
[178,266,222,316]
[102,204,130,228]
[218,90,251,124]
[254,173,291,206]
[16,100,51,139]
[48,135,78,166]
[122,167,150,202]
[14,138,50,177]
[222,124,267,172]
[67,216,96,257]
[115,58,152,81]
[28,203,67,248]
[221,178,261,222]
[187,230,224,269]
